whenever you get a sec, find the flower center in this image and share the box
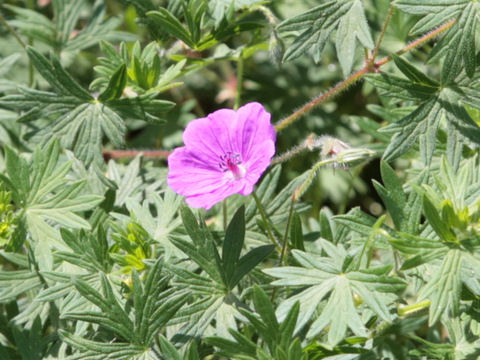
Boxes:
[219,152,246,180]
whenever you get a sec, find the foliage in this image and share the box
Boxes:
[0,0,480,359]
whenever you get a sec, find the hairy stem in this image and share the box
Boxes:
[101,20,456,161]
[370,4,395,62]
[234,53,244,110]
[274,19,456,132]
[102,149,171,160]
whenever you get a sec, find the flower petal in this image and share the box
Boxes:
[182,109,238,162]
[167,147,227,196]
[234,102,276,161]
[185,180,245,210]
[241,140,276,195]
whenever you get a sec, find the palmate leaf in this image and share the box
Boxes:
[59,331,157,360]
[278,0,373,75]
[365,55,480,165]
[264,244,405,345]
[168,206,274,339]
[91,41,186,93]
[389,158,480,325]
[0,47,174,165]
[126,190,183,260]
[420,249,462,326]
[55,228,112,273]
[172,206,274,291]
[146,0,265,52]
[5,0,134,56]
[0,140,103,269]
[373,162,428,233]
[62,260,185,358]
[395,0,478,81]
[0,270,42,303]
[206,286,304,360]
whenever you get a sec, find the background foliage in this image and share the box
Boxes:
[1,0,480,359]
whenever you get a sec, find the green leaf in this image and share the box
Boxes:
[0,270,42,303]
[26,47,92,100]
[420,249,463,325]
[147,9,195,48]
[126,190,183,260]
[382,98,441,163]
[373,161,407,231]
[6,2,134,56]
[422,195,457,243]
[264,248,404,343]
[307,275,366,344]
[173,207,224,284]
[223,206,246,289]
[208,0,263,27]
[252,285,279,332]
[395,0,478,81]
[334,207,395,237]
[230,245,274,288]
[132,260,186,345]
[0,141,102,269]
[392,54,439,88]
[59,330,150,360]
[335,0,374,76]
[0,49,174,164]
[290,212,305,251]
[68,274,135,342]
[11,317,44,360]
[158,335,182,360]
[98,64,127,102]
[279,0,373,66]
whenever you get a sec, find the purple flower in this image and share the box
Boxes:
[167,102,276,210]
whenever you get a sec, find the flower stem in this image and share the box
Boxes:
[279,197,294,265]
[252,191,281,249]
[375,18,456,67]
[234,53,244,110]
[398,300,431,317]
[274,18,456,133]
[26,0,35,87]
[294,158,337,201]
[223,198,228,231]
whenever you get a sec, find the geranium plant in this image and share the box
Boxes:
[0,0,480,359]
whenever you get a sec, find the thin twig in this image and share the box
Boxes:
[0,12,27,48]
[252,191,281,249]
[274,19,456,132]
[102,149,171,160]
[279,197,294,266]
[371,4,395,62]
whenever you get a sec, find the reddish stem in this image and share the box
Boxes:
[274,18,456,132]
[103,149,171,161]
[102,19,456,160]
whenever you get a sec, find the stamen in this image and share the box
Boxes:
[218,152,245,179]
